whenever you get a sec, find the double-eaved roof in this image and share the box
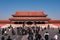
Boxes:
[12,11,47,17]
[0,11,60,23]
[10,11,49,21]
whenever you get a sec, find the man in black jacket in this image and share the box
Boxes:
[35,32,42,40]
[44,32,49,40]
[7,36,12,40]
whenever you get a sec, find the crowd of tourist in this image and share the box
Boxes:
[0,25,60,40]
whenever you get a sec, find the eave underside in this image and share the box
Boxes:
[0,19,60,23]
[9,17,50,21]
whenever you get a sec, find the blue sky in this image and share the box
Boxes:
[0,0,60,20]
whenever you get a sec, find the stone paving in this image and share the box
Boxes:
[0,28,60,40]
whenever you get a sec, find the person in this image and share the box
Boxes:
[12,28,15,35]
[28,28,34,40]
[44,27,46,30]
[7,36,12,40]
[4,28,8,36]
[59,29,60,34]
[47,24,50,29]
[44,32,49,40]
[36,27,40,33]
[1,36,5,40]
[35,32,42,40]
[2,28,5,35]
[17,27,20,35]
[28,35,33,40]
[0,27,1,34]
[54,34,58,40]
[58,27,60,34]
[8,26,12,31]
[21,28,26,35]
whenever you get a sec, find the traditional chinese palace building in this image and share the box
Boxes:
[0,11,60,28]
